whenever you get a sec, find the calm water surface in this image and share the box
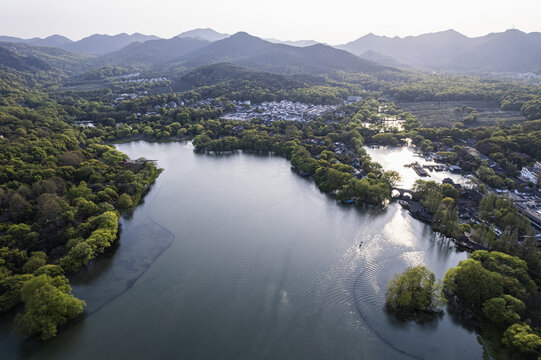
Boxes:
[0,141,483,359]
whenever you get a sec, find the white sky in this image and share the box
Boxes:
[0,0,539,44]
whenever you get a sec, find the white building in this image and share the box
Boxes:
[346,96,363,104]
[521,161,541,184]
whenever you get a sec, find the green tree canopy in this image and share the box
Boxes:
[385,265,445,317]
[14,274,86,340]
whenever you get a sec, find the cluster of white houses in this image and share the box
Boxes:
[521,161,541,185]
[222,100,337,122]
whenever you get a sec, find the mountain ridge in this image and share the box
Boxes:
[173,32,392,75]
[338,29,541,73]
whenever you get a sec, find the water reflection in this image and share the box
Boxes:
[365,145,471,189]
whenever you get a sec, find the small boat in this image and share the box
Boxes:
[398,199,409,208]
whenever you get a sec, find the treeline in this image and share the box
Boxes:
[385,74,541,120]
[189,82,356,105]
[445,251,541,358]
[411,179,541,357]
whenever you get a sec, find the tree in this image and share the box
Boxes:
[385,265,445,317]
[117,193,134,211]
[482,295,524,327]
[433,197,459,237]
[14,274,86,340]
[60,242,94,273]
[440,183,459,200]
[22,252,47,274]
[444,258,503,308]
[422,189,443,214]
[0,274,34,313]
[382,170,401,187]
[502,323,541,355]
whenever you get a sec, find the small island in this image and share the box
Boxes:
[385,265,445,321]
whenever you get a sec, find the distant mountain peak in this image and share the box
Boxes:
[177,28,229,42]
[504,28,525,34]
[45,34,72,41]
[231,31,252,38]
[441,29,461,34]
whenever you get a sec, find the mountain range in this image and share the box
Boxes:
[0,33,160,55]
[338,29,541,73]
[0,34,73,48]
[171,32,389,75]
[1,28,541,75]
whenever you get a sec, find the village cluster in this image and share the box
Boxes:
[222,100,338,122]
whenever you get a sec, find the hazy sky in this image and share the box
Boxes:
[0,0,539,44]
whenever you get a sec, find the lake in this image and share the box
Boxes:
[0,141,483,359]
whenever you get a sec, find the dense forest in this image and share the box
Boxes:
[0,77,161,339]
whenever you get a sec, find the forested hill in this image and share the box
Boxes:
[0,46,51,72]
[170,62,361,104]
[0,43,90,86]
[0,42,89,73]
[178,62,322,88]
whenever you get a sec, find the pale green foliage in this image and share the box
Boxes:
[14,274,86,340]
[444,258,503,308]
[503,323,541,354]
[482,295,525,326]
[385,265,445,315]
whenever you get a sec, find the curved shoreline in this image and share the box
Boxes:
[83,168,177,316]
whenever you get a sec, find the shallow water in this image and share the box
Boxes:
[0,141,482,359]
